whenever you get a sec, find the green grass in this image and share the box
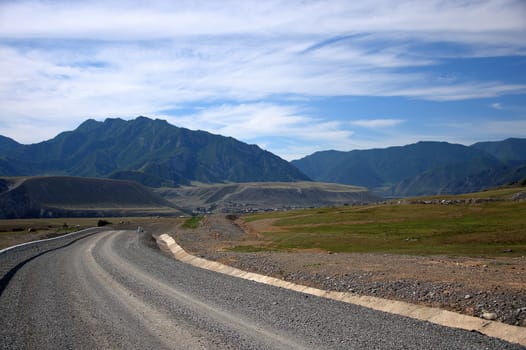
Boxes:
[242,209,307,222]
[182,216,204,229]
[240,189,526,257]
[227,245,276,253]
[411,186,525,200]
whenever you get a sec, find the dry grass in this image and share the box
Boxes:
[0,216,178,250]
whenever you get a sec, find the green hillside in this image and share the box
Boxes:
[292,139,526,196]
[0,117,310,186]
[472,138,526,162]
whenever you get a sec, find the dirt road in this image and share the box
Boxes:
[1,228,522,349]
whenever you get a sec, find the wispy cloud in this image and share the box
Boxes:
[2,1,525,40]
[478,119,526,139]
[350,119,405,128]
[491,103,504,110]
[163,103,355,160]
[397,83,526,101]
[0,0,525,156]
[429,118,526,145]
[1,1,524,106]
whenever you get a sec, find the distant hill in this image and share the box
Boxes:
[155,182,379,214]
[0,117,310,186]
[393,162,526,197]
[0,176,181,219]
[292,139,526,196]
[471,138,526,162]
[0,135,22,154]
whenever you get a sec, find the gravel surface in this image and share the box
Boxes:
[0,227,103,295]
[1,228,523,349]
[171,214,526,328]
[206,252,526,327]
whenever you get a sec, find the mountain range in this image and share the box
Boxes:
[0,117,309,186]
[0,116,524,197]
[292,138,526,196]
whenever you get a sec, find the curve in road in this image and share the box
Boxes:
[1,229,523,349]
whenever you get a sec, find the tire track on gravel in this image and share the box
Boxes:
[94,230,309,350]
[79,231,209,349]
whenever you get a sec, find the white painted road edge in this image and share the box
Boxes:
[156,233,526,347]
[0,228,97,255]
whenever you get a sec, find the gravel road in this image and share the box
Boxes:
[1,229,523,349]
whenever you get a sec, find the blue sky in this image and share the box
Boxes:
[0,0,525,160]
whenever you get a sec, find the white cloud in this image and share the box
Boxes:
[0,0,525,157]
[350,119,405,128]
[427,118,526,145]
[396,83,526,101]
[491,103,504,110]
[478,119,526,139]
[163,103,355,160]
[0,0,524,112]
[1,1,525,40]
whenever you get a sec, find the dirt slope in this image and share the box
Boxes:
[0,176,181,218]
[156,182,379,213]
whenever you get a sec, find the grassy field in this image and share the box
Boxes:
[182,216,204,229]
[412,186,526,200]
[240,187,526,257]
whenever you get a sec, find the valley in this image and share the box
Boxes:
[0,176,379,219]
[1,184,525,346]
[165,187,526,328]
[155,181,378,214]
[2,1,525,347]
[1,117,525,344]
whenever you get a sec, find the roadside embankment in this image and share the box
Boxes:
[156,233,526,347]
